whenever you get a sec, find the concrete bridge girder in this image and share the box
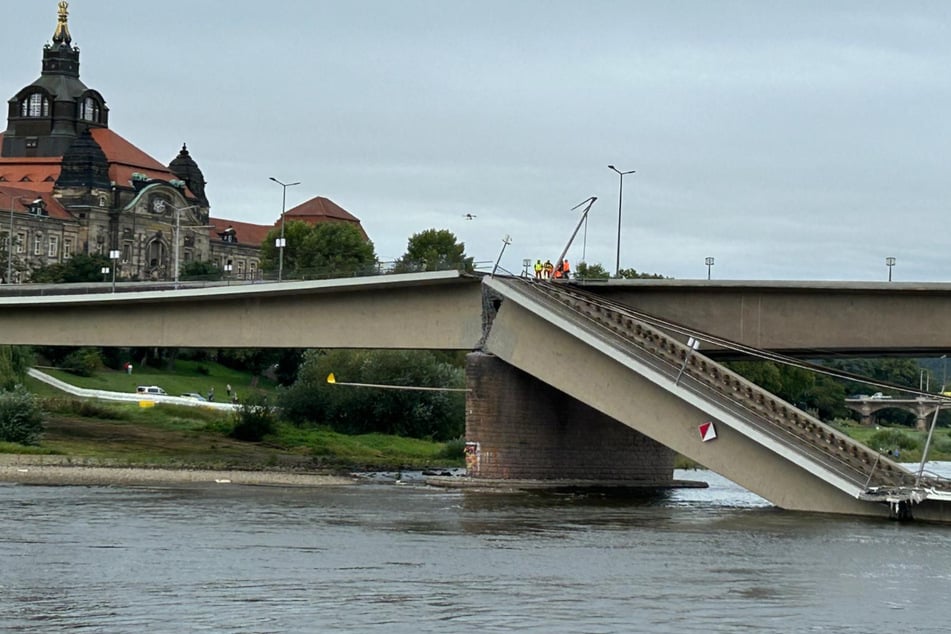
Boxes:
[591,281,951,355]
[0,272,485,350]
[481,285,886,517]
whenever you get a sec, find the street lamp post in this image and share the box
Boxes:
[886,256,896,282]
[608,165,635,277]
[109,249,120,293]
[705,256,715,280]
[6,195,13,284]
[491,235,512,278]
[942,354,947,392]
[269,177,300,281]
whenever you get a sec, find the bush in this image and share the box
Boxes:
[439,436,466,460]
[61,348,102,377]
[230,393,275,442]
[869,428,919,454]
[932,436,951,456]
[43,397,125,420]
[278,349,465,441]
[0,346,33,391]
[0,387,45,445]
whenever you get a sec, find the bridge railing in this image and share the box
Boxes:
[508,278,924,492]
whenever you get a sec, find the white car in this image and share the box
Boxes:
[136,385,167,395]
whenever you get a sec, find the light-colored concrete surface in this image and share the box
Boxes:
[586,279,951,354]
[0,271,484,349]
[28,367,240,410]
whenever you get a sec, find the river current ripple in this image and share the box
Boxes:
[2,466,951,633]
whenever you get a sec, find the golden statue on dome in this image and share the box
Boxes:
[53,1,72,45]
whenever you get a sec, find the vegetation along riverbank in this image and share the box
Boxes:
[2,346,951,483]
[0,347,466,479]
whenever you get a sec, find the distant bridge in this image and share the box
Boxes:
[844,396,951,429]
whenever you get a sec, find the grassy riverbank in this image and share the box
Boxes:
[10,367,951,474]
[7,375,462,473]
[37,360,278,403]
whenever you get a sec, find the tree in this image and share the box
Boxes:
[0,346,33,391]
[260,221,376,279]
[180,260,223,281]
[30,253,111,283]
[279,349,465,440]
[299,222,376,276]
[393,228,472,273]
[616,267,666,279]
[574,262,610,280]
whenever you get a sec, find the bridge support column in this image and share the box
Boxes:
[465,352,674,483]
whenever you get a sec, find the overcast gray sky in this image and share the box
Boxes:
[6,1,951,280]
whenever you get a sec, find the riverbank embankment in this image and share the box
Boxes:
[0,456,354,487]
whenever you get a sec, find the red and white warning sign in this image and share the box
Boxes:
[698,421,717,442]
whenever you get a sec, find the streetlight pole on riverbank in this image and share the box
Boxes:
[269,177,300,282]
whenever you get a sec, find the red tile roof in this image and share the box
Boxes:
[0,183,71,220]
[0,130,193,196]
[0,133,61,193]
[208,217,271,247]
[90,128,185,187]
[281,196,367,238]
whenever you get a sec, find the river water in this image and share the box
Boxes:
[2,467,951,633]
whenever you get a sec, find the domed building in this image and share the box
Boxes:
[0,2,366,284]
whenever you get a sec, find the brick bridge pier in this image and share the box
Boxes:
[464,352,674,484]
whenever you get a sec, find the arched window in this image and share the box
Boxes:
[80,96,100,122]
[19,93,50,118]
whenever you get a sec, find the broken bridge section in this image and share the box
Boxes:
[471,276,951,521]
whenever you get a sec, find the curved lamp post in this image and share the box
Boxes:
[269,177,300,281]
[608,165,635,277]
[6,194,13,284]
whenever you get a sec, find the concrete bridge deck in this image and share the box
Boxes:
[481,277,951,521]
[0,271,484,349]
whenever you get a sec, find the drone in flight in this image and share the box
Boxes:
[462,213,477,220]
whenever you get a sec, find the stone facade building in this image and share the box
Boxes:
[0,3,366,284]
